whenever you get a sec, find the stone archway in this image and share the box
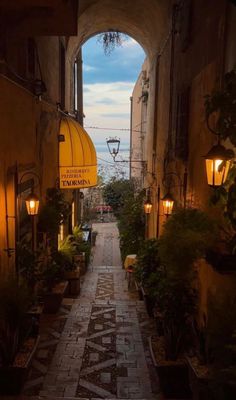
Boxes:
[67,0,170,61]
[65,0,171,185]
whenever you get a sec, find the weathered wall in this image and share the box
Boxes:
[0,33,66,276]
[152,0,230,236]
[197,259,236,326]
[130,58,149,187]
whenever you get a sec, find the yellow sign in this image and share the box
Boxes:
[59,166,97,189]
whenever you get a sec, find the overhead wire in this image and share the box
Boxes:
[85,125,145,133]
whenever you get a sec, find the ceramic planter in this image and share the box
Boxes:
[149,336,192,399]
[43,281,68,313]
[75,252,86,275]
[64,267,80,295]
[0,335,40,395]
[186,356,211,400]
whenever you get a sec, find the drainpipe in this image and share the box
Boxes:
[76,49,83,126]
[75,49,83,224]
[129,96,133,180]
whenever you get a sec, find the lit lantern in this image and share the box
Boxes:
[25,192,40,216]
[204,143,232,187]
[144,197,153,214]
[162,193,174,217]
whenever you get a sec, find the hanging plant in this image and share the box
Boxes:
[204,69,236,146]
[97,31,128,55]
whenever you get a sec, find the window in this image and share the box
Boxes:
[175,87,190,161]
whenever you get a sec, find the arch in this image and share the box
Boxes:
[67,0,170,61]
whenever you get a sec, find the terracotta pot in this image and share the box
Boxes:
[0,335,40,395]
[43,281,68,313]
[149,336,192,399]
[186,356,212,400]
[64,267,80,295]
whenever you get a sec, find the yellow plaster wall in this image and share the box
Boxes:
[197,259,236,326]
[0,76,59,275]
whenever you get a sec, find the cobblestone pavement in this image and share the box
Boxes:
[23,222,160,399]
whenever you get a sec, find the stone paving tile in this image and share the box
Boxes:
[22,223,161,399]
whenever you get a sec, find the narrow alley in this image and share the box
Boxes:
[23,222,160,399]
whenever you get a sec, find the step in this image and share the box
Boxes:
[16,397,159,400]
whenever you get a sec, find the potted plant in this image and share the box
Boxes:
[134,238,160,316]
[0,278,40,395]
[56,234,81,295]
[204,69,236,147]
[149,208,216,398]
[38,187,70,249]
[17,239,40,295]
[40,256,68,313]
[187,292,236,400]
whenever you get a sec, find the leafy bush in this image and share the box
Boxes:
[134,238,160,286]
[158,208,216,279]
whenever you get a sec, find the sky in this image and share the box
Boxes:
[82,35,145,163]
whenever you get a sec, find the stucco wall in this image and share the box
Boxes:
[131,58,149,186]
[0,75,60,276]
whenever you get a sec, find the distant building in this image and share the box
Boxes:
[130,59,149,188]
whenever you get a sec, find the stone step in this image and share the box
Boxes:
[16,397,159,400]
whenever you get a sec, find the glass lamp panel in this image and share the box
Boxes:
[205,159,230,187]
[144,202,152,214]
[26,198,39,215]
[163,199,174,216]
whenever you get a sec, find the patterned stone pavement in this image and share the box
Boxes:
[23,222,160,399]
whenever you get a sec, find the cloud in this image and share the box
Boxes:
[122,37,138,48]
[96,98,118,105]
[82,35,145,84]
[83,64,97,72]
[101,113,130,119]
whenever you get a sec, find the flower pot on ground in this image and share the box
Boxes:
[0,335,40,395]
[198,293,236,400]
[134,238,160,316]
[17,239,40,296]
[39,261,68,313]
[63,267,80,296]
[43,280,68,313]
[153,208,216,398]
[149,336,192,399]
[52,247,80,296]
[0,278,40,395]
[186,356,212,400]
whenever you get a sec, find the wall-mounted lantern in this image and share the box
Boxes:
[144,190,153,214]
[204,142,233,187]
[162,192,174,217]
[19,172,41,251]
[161,169,188,216]
[25,192,40,216]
